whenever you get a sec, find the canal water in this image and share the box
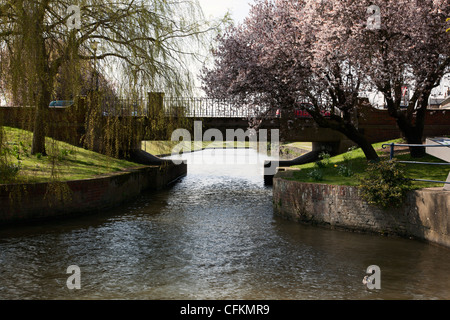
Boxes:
[0,148,449,300]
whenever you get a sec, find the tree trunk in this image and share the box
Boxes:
[385,88,428,159]
[31,82,51,155]
[31,106,47,155]
[404,132,426,158]
[342,125,379,161]
[311,112,380,161]
[395,111,426,159]
[357,137,380,161]
[30,16,52,156]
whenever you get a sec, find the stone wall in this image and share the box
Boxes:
[273,171,450,248]
[0,163,187,226]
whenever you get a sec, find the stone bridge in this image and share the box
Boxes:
[1,93,450,159]
[158,95,450,155]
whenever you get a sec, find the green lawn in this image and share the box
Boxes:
[141,140,256,156]
[7,127,445,190]
[1,126,140,184]
[282,142,313,151]
[289,139,449,190]
[142,140,312,157]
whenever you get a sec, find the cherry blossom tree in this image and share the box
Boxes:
[347,0,450,157]
[202,0,450,160]
[202,0,380,160]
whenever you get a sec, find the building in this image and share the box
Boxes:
[440,96,450,109]
[429,97,446,109]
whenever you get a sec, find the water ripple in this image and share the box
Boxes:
[0,149,449,300]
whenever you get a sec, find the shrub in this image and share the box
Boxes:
[307,166,324,181]
[58,148,73,161]
[338,164,353,177]
[358,160,411,209]
[0,129,21,183]
[0,162,20,183]
[337,152,354,177]
[315,152,331,168]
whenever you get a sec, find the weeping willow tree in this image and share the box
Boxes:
[0,0,221,159]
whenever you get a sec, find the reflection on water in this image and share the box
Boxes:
[0,148,449,300]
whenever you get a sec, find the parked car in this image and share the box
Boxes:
[276,103,331,118]
[49,100,74,108]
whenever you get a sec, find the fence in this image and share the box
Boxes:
[101,97,148,117]
[99,96,272,118]
[162,97,272,118]
[100,96,334,119]
[382,142,450,185]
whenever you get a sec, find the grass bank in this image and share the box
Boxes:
[141,140,275,156]
[282,142,313,151]
[142,140,312,157]
[289,139,449,190]
[1,126,140,184]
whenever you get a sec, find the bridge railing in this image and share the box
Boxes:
[99,95,338,120]
[382,142,450,186]
[99,96,270,118]
[101,97,148,117]
[162,97,272,118]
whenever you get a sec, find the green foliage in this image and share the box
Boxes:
[358,160,412,209]
[307,165,324,181]
[337,150,354,177]
[289,139,446,190]
[0,162,20,182]
[57,148,74,161]
[315,152,331,168]
[0,127,21,183]
[2,140,30,160]
[305,152,331,181]
[337,164,353,177]
[1,0,221,157]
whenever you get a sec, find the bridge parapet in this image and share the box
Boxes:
[2,94,450,159]
[162,96,271,118]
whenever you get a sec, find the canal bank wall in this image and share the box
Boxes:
[0,163,187,226]
[273,171,450,248]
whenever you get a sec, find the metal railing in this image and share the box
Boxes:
[101,98,148,117]
[99,96,271,118]
[163,97,272,118]
[382,142,450,185]
[99,96,343,120]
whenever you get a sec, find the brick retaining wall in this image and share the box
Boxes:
[357,108,450,143]
[273,171,450,248]
[0,163,187,225]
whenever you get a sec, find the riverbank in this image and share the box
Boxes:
[273,169,450,248]
[288,139,448,189]
[0,162,187,226]
[0,163,187,225]
[0,126,188,225]
[143,140,312,160]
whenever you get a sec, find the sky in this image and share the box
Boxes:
[189,1,254,94]
[197,0,253,24]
